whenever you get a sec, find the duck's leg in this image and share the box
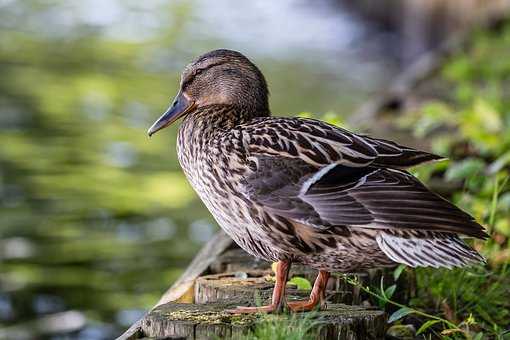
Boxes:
[226,260,290,314]
[287,270,330,312]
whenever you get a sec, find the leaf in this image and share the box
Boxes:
[487,151,510,174]
[473,98,502,133]
[288,277,312,291]
[384,284,397,300]
[464,313,476,326]
[388,307,414,323]
[413,101,455,137]
[445,158,485,181]
[473,332,484,340]
[379,276,388,300]
[495,219,510,237]
[393,264,406,281]
[416,319,441,335]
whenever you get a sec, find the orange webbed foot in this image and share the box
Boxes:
[286,299,322,312]
[286,270,330,312]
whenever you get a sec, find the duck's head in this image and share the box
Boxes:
[148,49,269,136]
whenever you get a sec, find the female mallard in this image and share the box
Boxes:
[148,49,487,313]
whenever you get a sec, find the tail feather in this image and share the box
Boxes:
[376,230,485,269]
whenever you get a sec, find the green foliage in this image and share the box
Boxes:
[414,266,510,337]
[395,20,510,339]
[271,262,313,291]
[388,307,414,323]
[393,264,406,281]
[342,273,461,337]
[416,320,441,335]
[373,275,397,309]
[243,313,318,340]
[287,276,312,291]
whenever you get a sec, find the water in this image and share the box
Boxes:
[0,1,399,338]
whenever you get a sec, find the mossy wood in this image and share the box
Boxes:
[142,302,386,340]
[118,231,396,339]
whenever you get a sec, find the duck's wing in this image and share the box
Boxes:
[243,117,443,168]
[239,118,488,239]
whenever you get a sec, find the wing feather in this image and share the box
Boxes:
[302,166,487,238]
[238,117,486,239]
[243,117,443,168]
[241,156,487,239]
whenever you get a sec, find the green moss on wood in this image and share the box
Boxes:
[141,302,386,339]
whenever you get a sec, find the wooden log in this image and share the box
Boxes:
[141,301,387,340]
[141,301,256,339]
[155,231,233,306]
[117,234,409,339]
[116,231,233,340]
[209,249,331,284]
[195,270,359,306]
[195,270,310,305]
[195,270,273,304]
[207,250,410,306]
[209,248,270,273]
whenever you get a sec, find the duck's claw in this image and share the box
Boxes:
[286,299,322,312]
[287,270,330,312]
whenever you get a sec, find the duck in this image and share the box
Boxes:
[147,49,487,313]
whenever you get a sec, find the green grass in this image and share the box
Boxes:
[241,313,318,340]
[383,19,510,339]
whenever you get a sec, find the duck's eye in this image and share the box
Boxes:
[195,69,204,76]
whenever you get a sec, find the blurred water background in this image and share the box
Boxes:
[0,0,482,339]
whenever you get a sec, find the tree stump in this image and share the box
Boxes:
[117,232,402,340]
[195,270,276,304]
[206,249,406,306]
[141,301,387,340]
[209,248,270,273]
[194,270,354,306]
[138,271,387,339]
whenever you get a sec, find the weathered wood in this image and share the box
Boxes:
[209,248,270,273]
[116,231,233,340]
[141,301,256,339]
[195,270,364,306]
[210,248,321,283]
[207,249,410,306]
[118,234,411,339]
[142,301,387,340]
[195,270,275,304]
[130,264,395,339]
[155,230,233,306]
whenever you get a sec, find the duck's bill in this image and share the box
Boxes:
[147,92,195,137]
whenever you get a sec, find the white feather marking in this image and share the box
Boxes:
[376,232,484,269]
[299,163,338,196]
[336,144,373,159]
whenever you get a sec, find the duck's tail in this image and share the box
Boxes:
[376,230,485,269]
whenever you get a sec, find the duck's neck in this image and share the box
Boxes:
[177,104,269,176]
[180,104,270,138]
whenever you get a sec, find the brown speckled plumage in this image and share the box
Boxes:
[148,49,488,312]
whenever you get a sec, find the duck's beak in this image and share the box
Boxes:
[147,92,195,137]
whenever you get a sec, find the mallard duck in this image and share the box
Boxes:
[148,49,487,313]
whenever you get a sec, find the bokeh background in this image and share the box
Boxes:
[1,1,509,339]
